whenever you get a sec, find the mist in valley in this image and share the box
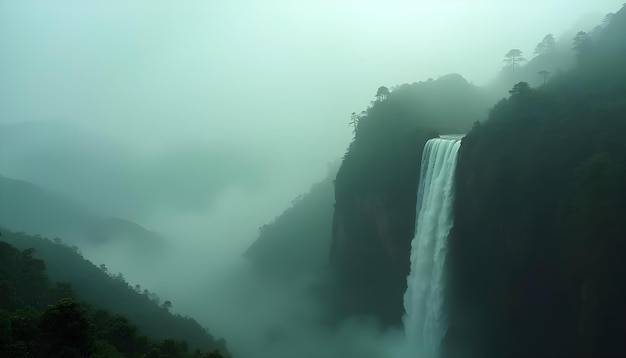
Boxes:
[1,1,624,357]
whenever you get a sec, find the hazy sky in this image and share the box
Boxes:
[1,1,620,132]
[2,2,623,357]
[0,0,622,245]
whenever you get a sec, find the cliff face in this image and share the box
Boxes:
[330,130,435,325]
[445,8,626,357]
[447,117,626,358]
[329,75,491,325]
[330,5,626,343]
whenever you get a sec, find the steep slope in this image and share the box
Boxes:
[0,239,227,358]
[330,75,494,325]
[245,172,335,279]
[488,13,614,99]
[1,229,229,355]
[446,6,626,358]
[488,36,576,97]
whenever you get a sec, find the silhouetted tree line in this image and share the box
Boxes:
[94,262,165,308]
[446,5,626,358]
[246,172,336,279]
[0,229,229,357]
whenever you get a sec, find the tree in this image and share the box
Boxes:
[508,81,531,96]
[503,49,526,72]
[573,31,590,53]
[144,347,162,358]
[103,315,143,355]
[349,112,359,135]
[375,86,389,101]
[114,273,126,284]
[148,292,161,305]
[538,70,550,85]
[160,339,187,357]
[534,34,556,56]
[99,264,108,274]
[39,298,95,357]
[161,300,172,311]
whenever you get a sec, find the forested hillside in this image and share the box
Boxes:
[245,171,336,279]
[1,229,229,357]
[446,6,626,358]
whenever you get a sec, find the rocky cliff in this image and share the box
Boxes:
[445,8,626,357]
[331,129,435,325]
[330,75,491,325]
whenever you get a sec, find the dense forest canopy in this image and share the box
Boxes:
[0,230,229,357]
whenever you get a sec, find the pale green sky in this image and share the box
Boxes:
[1,1,621,132]
[1,1,621,139]
[0,0,622,247]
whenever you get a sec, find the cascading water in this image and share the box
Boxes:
[402,136,462,358]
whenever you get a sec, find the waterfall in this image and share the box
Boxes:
[402,136,462,358]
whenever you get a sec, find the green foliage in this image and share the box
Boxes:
[537,70,550,84]
[0,310,11,345]
[446,6,626,358]
[0,233,229,358]
[490,31,579,98]
[39,298,95,357]
[245,171,336,279]
[573,30,590,53]
[503,49,526,71]
[507,81,531,96]
[534,34,557,56]
[375,86,390,101]
[330,74,495,325]
[91,340,124,358]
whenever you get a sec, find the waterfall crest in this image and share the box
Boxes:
[402,137,461,358]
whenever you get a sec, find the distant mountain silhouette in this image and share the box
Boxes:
[0,174,165,251]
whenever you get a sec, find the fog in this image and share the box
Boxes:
[0,1,622,357]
